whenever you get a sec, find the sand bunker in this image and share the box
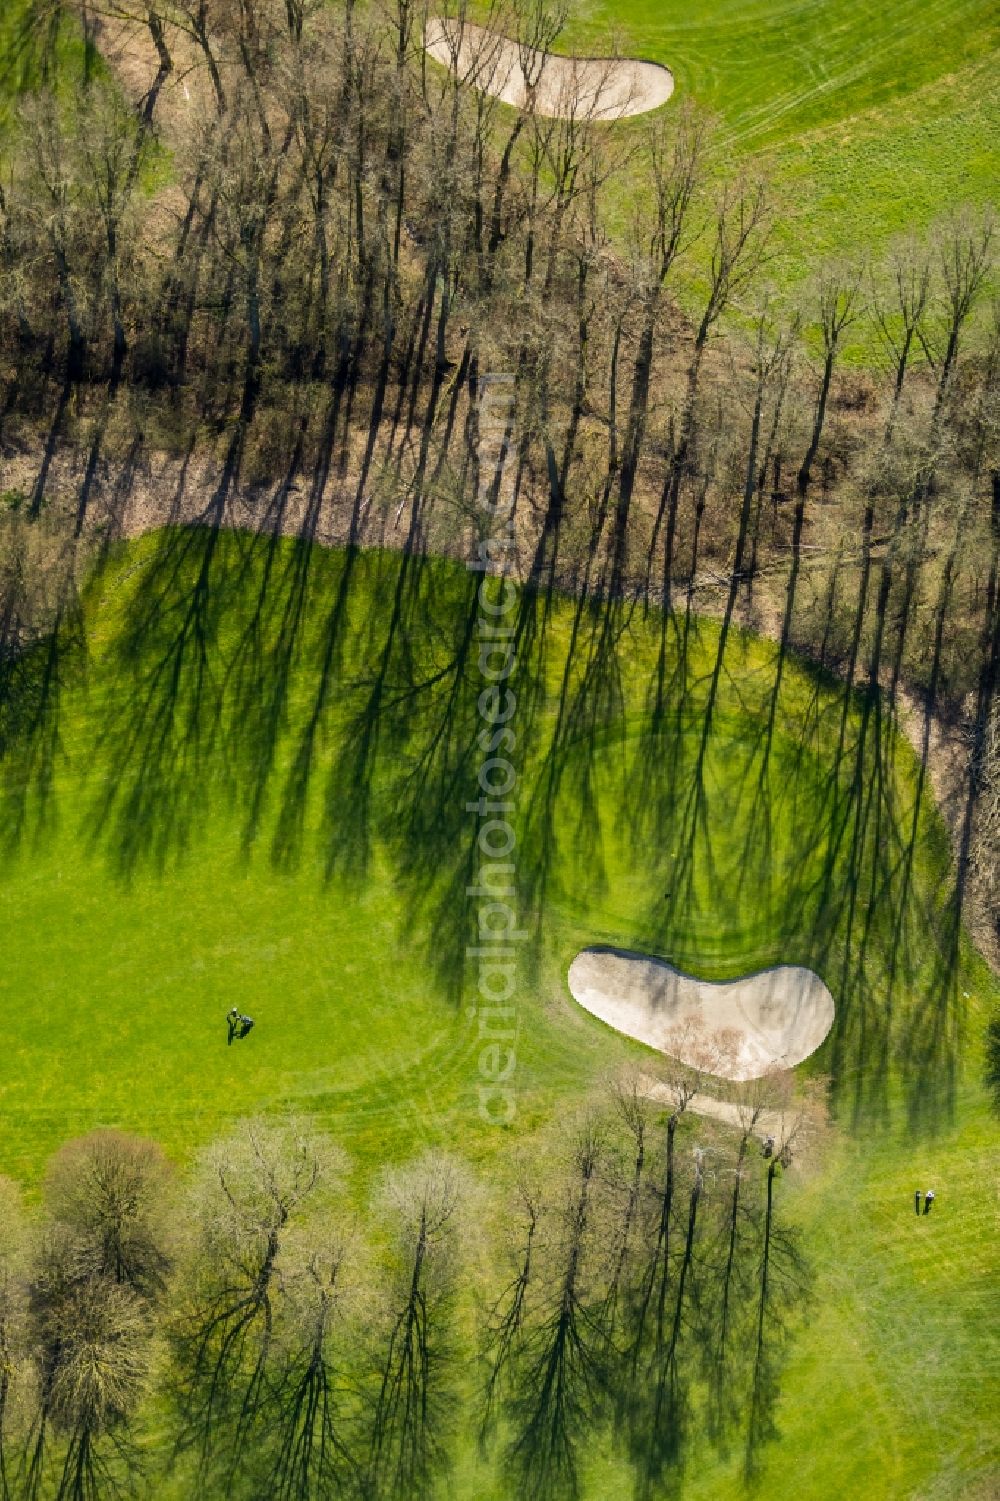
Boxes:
[567,948,835,1081]
[424,19,674,121]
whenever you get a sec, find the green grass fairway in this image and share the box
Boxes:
[0,526,980,1170]
[557,0,999,283]
[1,528,998,1497]
[568,0,994,146]
[3,0,996,305]
[0,0,94,132]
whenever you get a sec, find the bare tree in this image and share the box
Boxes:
[170,0,228,113]
[262,1235,362,1500]
[626,1145,706,1498]
[727,295,796,616]
[920,209,995,426]
[72,0,175,123]
[614,106,707,587]
[23,1227,150,1501]
[626,1021,734,1370]
[479,1175,541,1449]
[44,1130,174,1301]
[14,91,96,397]
[706,1067,793,1443]
[169,1119,342,1484]
[500,1117,609,1501]
[367,1151,467,1501]
[598,1070,653,1345]
[744,1081,826,1479]
[659,177,770,606]
[871,234,933,435]
[75,85,147,388]
[796,259,865,495]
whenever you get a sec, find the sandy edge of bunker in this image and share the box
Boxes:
[568,946,835,1082]
[424,18,674,121]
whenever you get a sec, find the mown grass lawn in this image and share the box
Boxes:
[5,0,997,279]
[1,526,997,1496]
[525,0,999,302]
[0,0,93,131]
[565,0,996,144]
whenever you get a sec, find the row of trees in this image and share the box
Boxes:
[0,1,996,941]
[0,1061,821,1500]
[0,0,995,697]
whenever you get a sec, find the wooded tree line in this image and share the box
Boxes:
[0,0,996,936]
[0,1061,820,1500]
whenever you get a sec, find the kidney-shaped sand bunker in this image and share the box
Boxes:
[425,19,674,121]
[567,947,835,1081]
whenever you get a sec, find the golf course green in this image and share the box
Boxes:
[1,526,996,1495]
[5,0,998,280]
[424,0,998,299]
[0,0,997,1489]
[562,0,998,269]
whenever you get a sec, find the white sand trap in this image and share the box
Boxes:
[424,19,674,121]
[568,947,835,1082]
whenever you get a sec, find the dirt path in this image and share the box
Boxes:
[639,1076,786,1137]
[424,18,674,121]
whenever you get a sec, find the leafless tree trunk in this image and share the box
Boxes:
[796,260,865,495]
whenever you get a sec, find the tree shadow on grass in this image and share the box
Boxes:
[589,574,966,1135]
[480,1109,811,1501]
[0,586,86,859]
[79,519,232,879]
[0,492,972,1128]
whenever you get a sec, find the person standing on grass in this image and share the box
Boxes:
[227,1008,239,1045]
[923,1189,935,1215]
